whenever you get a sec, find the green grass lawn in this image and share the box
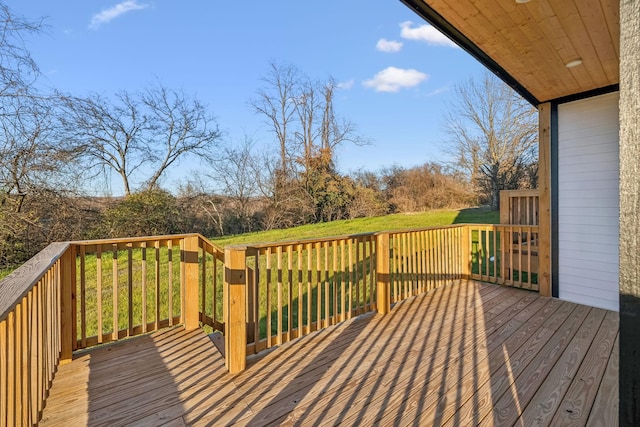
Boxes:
[211,206,498,247]
[0,207,497,283]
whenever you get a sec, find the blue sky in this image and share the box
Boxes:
[6,0,486,190]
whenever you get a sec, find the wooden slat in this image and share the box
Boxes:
[40,281,618,427]
[266,247,272,349]
[277,246,283,346]
[347,239,353,318]
[0,315,7,422]
[322,241,329,326]
[306,243,312,333]
[484,307,606,426]
[251,255,259,344]
[332,241,338,325]
[168,240,174,326]
[154,241,160,331]
[79,247,87,348]
[7,311,16,425]
[586,332,619,425]
[551,310,619,425]
[127,246,133,336]
[28,289,38,423]
[340,240,346,322]
[212,247,218,327]
[96,246,103,343]
[297,244,303,334]
[287,245,293,341]
[370,236,376,308]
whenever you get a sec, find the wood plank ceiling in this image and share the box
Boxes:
[402,0,619,104]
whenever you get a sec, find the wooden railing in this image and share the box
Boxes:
[0,242,71,426]
[0,234,223,426]
[500,189,539,226]
[389,226,466,302]
[469,224,539,291]
[1,223,543,422]
[71,234,224,350]
[223,225,469,373]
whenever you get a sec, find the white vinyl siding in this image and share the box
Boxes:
[557,92,619,311]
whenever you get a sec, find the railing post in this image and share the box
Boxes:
[59,245,76,363]
[183,235,200,330]
[460,225,471,279]
[376,233,391,315]
[225,246,247,373]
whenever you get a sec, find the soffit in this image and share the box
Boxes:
[403,0,619,104]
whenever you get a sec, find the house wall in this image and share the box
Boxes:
[557,92,619,311]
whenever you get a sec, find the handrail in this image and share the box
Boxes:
[234,224,468,250]
[0,242,70,322]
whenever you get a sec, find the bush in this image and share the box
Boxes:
[99,189,182,237]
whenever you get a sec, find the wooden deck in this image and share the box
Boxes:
[40,280,618,426]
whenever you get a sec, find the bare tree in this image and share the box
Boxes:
[141,85,221,190]
[444,72,538,209]
[0,95,81,266]
[60,84,222,195]
[252,61,368,226]
[251,62,299,178]
[0,6,87,266]
[0,4,42,101]
[59,92,146,195]
[208,136,261,233]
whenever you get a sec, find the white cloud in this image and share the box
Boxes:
[427,86,450,96]
[363,67,428,93]
[90,1,149,29]
[376,38,403,53]
[337,79,355,90]
[400,21,458,48]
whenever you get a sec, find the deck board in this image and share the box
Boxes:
[40,280,618,426]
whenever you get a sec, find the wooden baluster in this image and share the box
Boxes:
[297,244,303,336]
[127,244,133,337]
[287,245,293,341]
[60,246,75,362]
[141,243,147,333]
[277,246,283,345]
[168,240,174,326]
[96,246,103,343]
[306,243,312,333]
[266,248,272,348]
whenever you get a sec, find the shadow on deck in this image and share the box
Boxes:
[40,280,618,426]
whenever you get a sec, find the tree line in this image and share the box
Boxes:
[0,5,537,270]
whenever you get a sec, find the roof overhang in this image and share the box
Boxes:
[400,0,620,105]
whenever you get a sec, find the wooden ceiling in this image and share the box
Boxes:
[402,0,619,104]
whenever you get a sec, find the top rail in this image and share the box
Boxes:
[0,242,70,322]
[226,224,469,251]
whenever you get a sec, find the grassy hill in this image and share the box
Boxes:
[210,207,498,247]
[0,207,498,281]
